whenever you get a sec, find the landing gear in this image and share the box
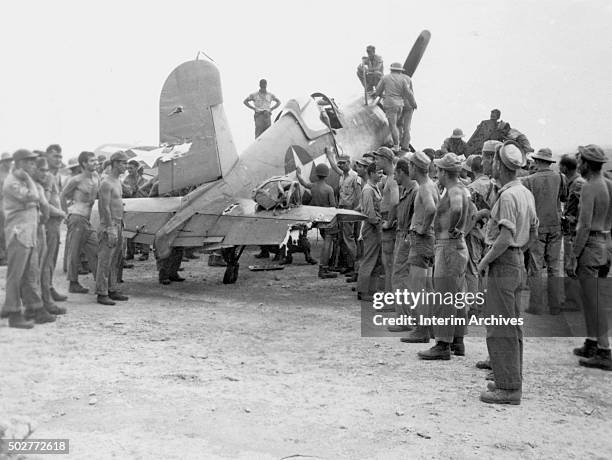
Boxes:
[221,246,245,284]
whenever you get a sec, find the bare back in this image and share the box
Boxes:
[434,183,470,238]
[411,177,439,235]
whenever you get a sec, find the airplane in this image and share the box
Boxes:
[117,30,432,284]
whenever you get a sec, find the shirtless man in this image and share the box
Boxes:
[60,151,100,293]
[401,151,440,344]
[569,145,612,371]
[418,153,470,360]
[95,151,130,305]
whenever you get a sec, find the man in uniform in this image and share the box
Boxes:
[477,142,538,405]
[387,158,418,334]
[374,147,400,292]
[295,163,337,279]
[569,145,612,371]
[0,152,13,266]
[374,63,414,152]
[243,79,281,138]
[357,45,384,91]
[441,129,467,157]
[357,162,383,300]
[33,157,67,316]
[0,150,55,328]
[401,151,439,343]
[42,145,68,302]
[95,151,130,305]
[417,153,471,360]
[522,148,566,315]
[124,160,150,261]
[60,151,100,293]
[559,153,586,311]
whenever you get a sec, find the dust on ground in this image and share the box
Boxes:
[1,241,611,460]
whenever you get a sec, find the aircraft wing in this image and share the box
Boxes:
[121,197,365,256]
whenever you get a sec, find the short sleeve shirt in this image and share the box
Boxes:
[338,169,361,209]
[246,91,278,112]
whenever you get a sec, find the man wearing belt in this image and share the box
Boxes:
[568,144,612,371]
[95,151,130,305]
[373,147,399,292]
[1,150,56,328]
[357,162,383,301]
[558,154,586,311]
[61,151,100,293]
[522,147,566,315]
[477,142,538,405]
[387,158,418,334]
[33,157,67,316]
[243,79,281,139]
[401,151,439,344]
[418,153,470,360]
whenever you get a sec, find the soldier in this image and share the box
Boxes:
[42,145,68,302]
[522,148,566,315]
[418,153,470,360]
[357,45,384,92]
[401,151,439,343]
[356,162,383,301]
[0,152,13,266]
[441,128,467,157]
[387,158,418,334]
[33,157,67,316]
[0,150,55,328]
[295,163,338,279]
[398,71,417,152]
[327,153,361,275]
[569,145,612,371]
[60,151,100,293]
[373,147,400,292]
[243,79,281,138]
[374,63,414,152]
[495,122,534,154]
[95,151,130,305]
[559,153,586,311]
[124,160,150,261]
[477,142,538,405]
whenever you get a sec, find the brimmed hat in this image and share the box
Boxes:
[578,144,607,163]
[434,152,463,172]
[408,151,431,170]
[337,155,350,164]
[363,151,376,160]
[451,128,464,139]
[110,151,129,162]
[482,140,502,155]
[314,163,330,177]
[499,142,526,171]
[355,158,372,167]
[13,149,39,162]
[389,62,404,72]
[461,156,474,172]
[0,152,12,162]
[530,147,555,163]
[374,146,394,162]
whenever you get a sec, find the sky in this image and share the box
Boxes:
[1,0,611,160]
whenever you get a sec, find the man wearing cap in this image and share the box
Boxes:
[357,162,383,300]
[0,152,13,265]
[33,156,67,316]
[41,145,69,303]
[327,152,360,275]
[569,144,612,371]
[387,158,418,334]
[243,79,281,139]
[441,129,467,157]
[398,72,417,152]
[477,142,538,405]
[1,150,56,328]
[295,163,338,279]
[96,151,130,305]
[559,154,586,311]
[417,153,470,359]
[522,147,566,315]
[374,64,415,152]
[60,151,100,293]
[96,155,107,175]
[401,151,440,343]
[357,45,384,92]
[495,122,534,154]
[373,147,399,291]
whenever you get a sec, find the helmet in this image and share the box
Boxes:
[314,163,330,177]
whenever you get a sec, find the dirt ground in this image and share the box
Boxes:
[1,240,611,460]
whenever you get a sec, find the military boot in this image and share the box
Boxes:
[579,348,612,371]
[450,337,465,356]
[480,388,521,405]
[45,303,67,315]
[50,288,68,302]
[318,266,338,279]
[573,339,598,358]
[417,341,451,360]
[33,308,56,324]
[7,312,34,329]
[69,282,89,294]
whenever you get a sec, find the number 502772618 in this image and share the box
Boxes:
[4,439,69,454]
